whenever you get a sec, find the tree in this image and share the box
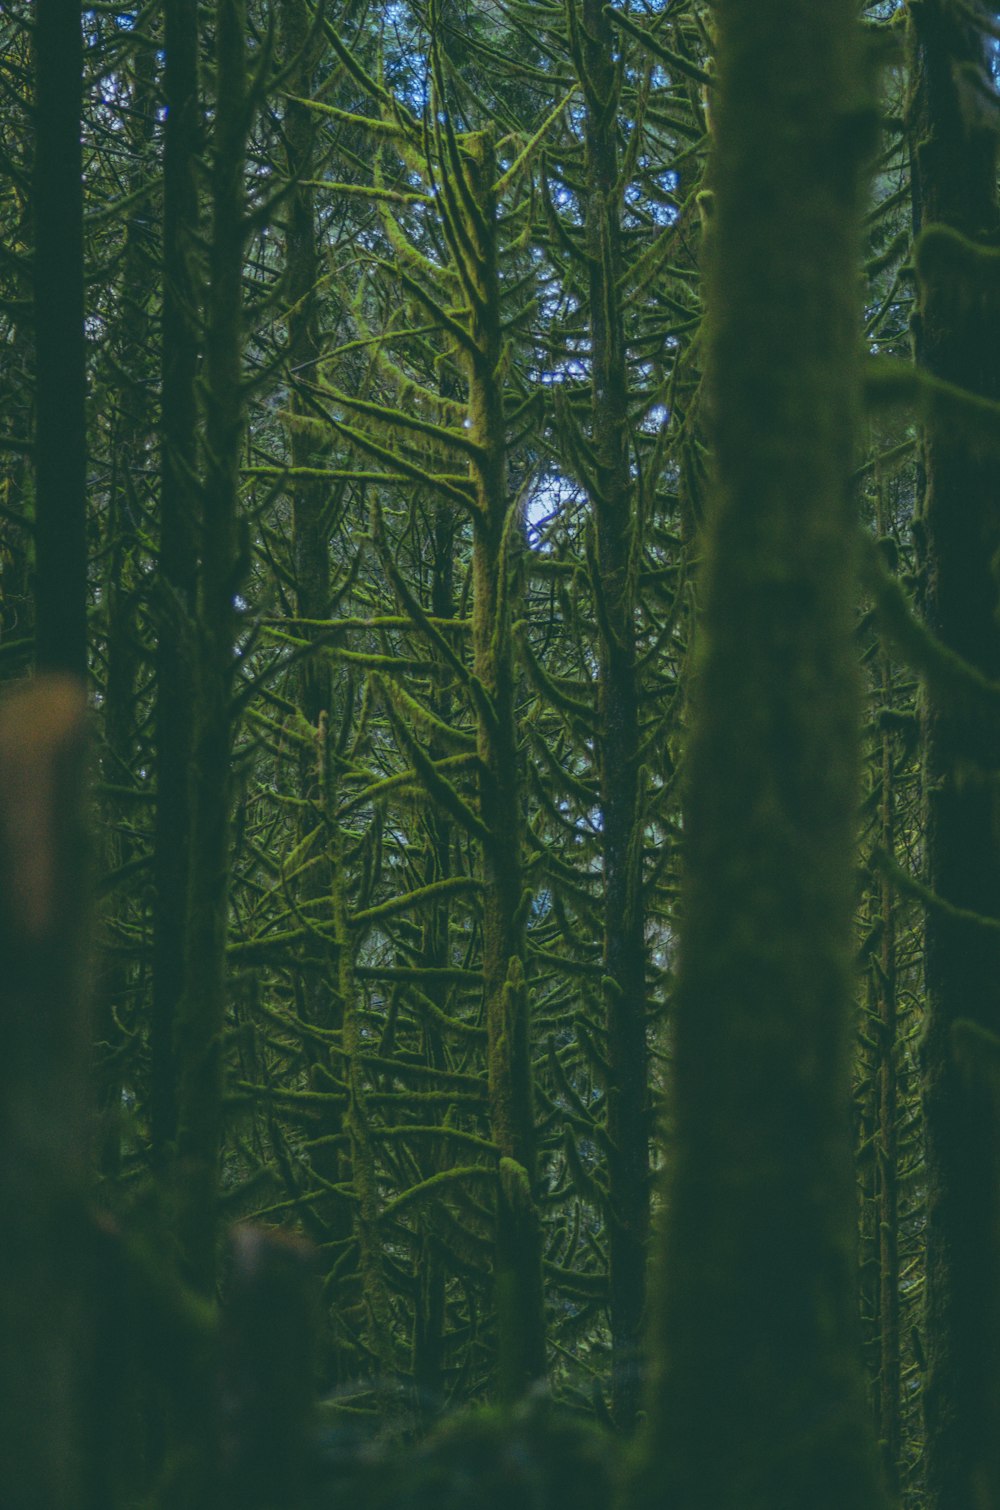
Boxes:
[906,3,1000,1505]
[631,1,888,1505]
[171,0,254,1297]
[32,0,87,679]
[152,0,202,1175]
[21,1,1000,1503]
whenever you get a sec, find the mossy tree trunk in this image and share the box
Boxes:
[631,3,886,1507]
[277,0,358,1386]
[874,482,902,1497]
[0,680,90,1510]
[153,0,201,1173]
[173,0,250,1296]
[571,0,649,1433]
[905,5,1000,1506]
[460,129,546,1403]
[32,0,86,680]
[94,37,156,1182]
[279,0,331,736]
[411,505,458,1422]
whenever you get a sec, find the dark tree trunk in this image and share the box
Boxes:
[906,5,1000,1507]
[411,504,457,1423]
[173,0,249,1296]
[32,0,87,680]
[574,0,649,1432]
[461,130,546,1403]
[94,38,157,1183]
[631,2,887,1506]
[874,578,901,1496]
[0,680,91,1509]
[152,0,201,1171]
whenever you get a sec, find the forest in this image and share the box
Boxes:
[2,0,999,1506]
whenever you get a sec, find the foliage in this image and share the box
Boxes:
[4,1,1000,1507]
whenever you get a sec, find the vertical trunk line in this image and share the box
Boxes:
[906,6,1000,1505]
[575,0,650,1432]
[153,0,202,1171]
[32,0,87,680]
[173,0,249,1296]
[463,129,547,1402]
[632,1,887,1503]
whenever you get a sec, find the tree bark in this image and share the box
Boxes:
[906,5,1000,1506]
[153,0,201,1171]
[573,0,649,1432]
[0,679,90,1509]
[631,2,886,1505]
[461,129,547,1403]
[173,0,249,1295]
[32,0,87,680]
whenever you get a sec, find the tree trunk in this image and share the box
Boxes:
[153,0,201,1171]
[462,129,547,1403]
[631,2,886,1505]
[173,0,249,1295]
[573,0,649,1432]
[32,0,87,680]
[94,36,156,1183]
[906,5,1000,1506]
[0,679,91,1509]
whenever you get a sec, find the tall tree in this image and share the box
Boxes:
[906,3,1000,1506]
[32,0,86,679]
[632,1,887,1505]
[152,0,201,1171]
[569,0,650,1430]
[173,0,251,1295]
[0,680,90,1509]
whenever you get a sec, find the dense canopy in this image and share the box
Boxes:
[2,2,1000,1508]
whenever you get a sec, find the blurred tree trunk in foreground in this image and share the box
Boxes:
[0,679,90,1509]
[630,2,888,1506]
[906,4,1000,1506]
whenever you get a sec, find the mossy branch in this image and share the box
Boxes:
[517,621,598,725]
[864,355,1000,455]
[283,93,406,136]
[373,670,476,752]
[315,406,479,513]
[381,1164,498,1219]
[860,534,1000,713]
[318,381,486,460]
[352,876,482,929]
[384,704,491,846]
[493,86,579,198]
[603,6,713,87]
[872,846,1000,933]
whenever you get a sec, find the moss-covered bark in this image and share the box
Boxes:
[631,3,886,1506]
[461,129,546,1403]
[280,0,331,733]
[94,39,157,1183]
[32,0,86,680]
[875,561,902,1494]
[173,0,249,1295]
[411,506,458,1422]
[905,5,1000,1506]
[152,0,201,1172]
[276,0,359,1387]
[571,0,649,1432]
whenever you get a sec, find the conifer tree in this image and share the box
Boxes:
[32,0,87,680]
[906,3,1000,1504]
[152,0,202,1172]
[631,1,888,1505]
[173,0,253,1294]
